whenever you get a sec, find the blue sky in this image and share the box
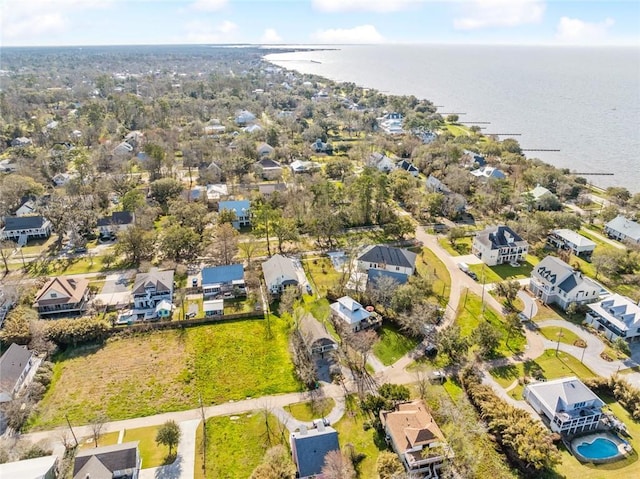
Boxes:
[1,0,638,47]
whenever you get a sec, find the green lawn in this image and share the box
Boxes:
[553,394,640,479]
[490,349,598,400]
[373,321,420,366]
[302,256,342,296]
[437,237,473,256]
[123,425,170,468]
[469,255,539,284]
[457,290,526,357]
[78,430,120,449]
[539,326,586,348]
[333,396,388,478]
[413,246,451,302]
[195,413,285,479]
[284,398,335,421]
[29,319,301,429]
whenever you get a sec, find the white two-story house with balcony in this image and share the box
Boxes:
[586,294,640,343]
[131,268,174,320]
[529,256,601,310]
[472,225,528,266]
[524,377,604,435]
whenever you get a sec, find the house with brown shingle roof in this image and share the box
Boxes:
[380,400,452,478]
[33,277,90,317]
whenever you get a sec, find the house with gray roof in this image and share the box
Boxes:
[0,343,35,403]
[131,268,174,320]
[367,152,396,173]
[524,377,604,435]
[529,256,600,310]
[524,184,560,210]
[472,225,528,266]
[330,296,381,332]
[548,229,596,259]
[470,165,506,180]
[262,254,299,295]
[357,245,417,282]
[604,215,640,245]
[73,441,141,479]
[1,216,52,244]
[218,200,251,229]
[290,422,339,478]
[586,294,640,343]
[0,455,58,479]
[256,158,282,180]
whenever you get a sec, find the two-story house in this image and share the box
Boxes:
[33,277,90,318]
[1,216,52,244]
[262,254,299,295]
[472,225,528,266]
[524,377,605,435]
[585,294,640,343]
[131,269,174,320]
[357,245,417,286]
[0,343,35,403]
[604,216,640,245]
[529,256,601,310]
[290,422,339,479]
[97,211,135,239]
[380,400,452,478]
[218,200,251,229]
[330,296,382,332]
[547,229,596,259]
[201,264,246,299]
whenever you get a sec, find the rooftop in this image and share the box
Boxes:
[525,377,604,414]
[475,225,527,250]
[0,343,33,397]
[0,455,57,479]
[291,425,339,477]
[202,264,244,285]
[606,215,640,241]
[588,294,640,333]
[551,229,596,249]
[358,245,417,269]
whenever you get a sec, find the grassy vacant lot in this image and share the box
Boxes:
[29,319,300,429]
[194,413,284,479]
[469,255,539,284]
[539,326,586,347]
[333,396,387,478]
[373,321,420,366]
[490,350,597,400]
[284,398,335,421]
[302,256,342,296]
[553,395,640,479]
[438,237,473,256]
[123,425,169,468]
[457,291,526,357]
[412,246,451,302]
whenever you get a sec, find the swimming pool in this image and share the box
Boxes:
[575,437,619,460]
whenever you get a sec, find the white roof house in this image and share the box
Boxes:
[470,166,506,180]
[548,229,596,258]
[0,455,58,479]
[604,216,640,244]
[330,296,372,332]
[262,254,299,294]
[524,377,604,435]
[586,294,640,343]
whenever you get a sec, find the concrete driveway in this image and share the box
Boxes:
[139,419,200,479]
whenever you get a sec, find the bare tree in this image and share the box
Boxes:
[0,240,14,275]
[321,450,356,479]
[238,236,261,267]
[89,413,108,448]
[207,223,239,265]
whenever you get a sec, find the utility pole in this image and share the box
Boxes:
[481,265,486,317]
[199,394,206,475]
[65,414,79,447]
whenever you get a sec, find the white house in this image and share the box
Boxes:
[547,229,596,259]
[425,175,449,194]
[262,254,299,295]
[529,256,601,310]
[604,216,640,244]
[586,294,640,343]
[524,377,604,435]
[15,200,37,216]
[256,142,274,157]
[472,225,528,266]
[131,268,174,320]
[52,172,73,187]
[381,400,451,477]
[0,455,58,479]
[290,160,321,174]
[203,299,224,317]
[397,159,419,177]
[257,158,282,180]
[330,296,381,332]
[11,137,32,148]
[357,245,417,284]
[470,166,506,180]
[0,343,35,403]
[1,216,52,243]
[367,152,396,173]
[235,110,256,125]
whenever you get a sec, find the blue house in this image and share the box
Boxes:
[201,264,246,299]
[290,423,340,479]
[218,200,251,229]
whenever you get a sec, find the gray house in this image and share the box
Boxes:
[290,423,339,479]
[604,216,640,244]
[73,442,141,479]
[262,254,299,295]
[0,343,35,403]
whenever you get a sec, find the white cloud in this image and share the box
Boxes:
[261,28,283,44]
[312,0,413,13]
[311,25,384,44]
[1,0,112,42]
[556,17,615,44]
[454,0,545,30]
[190,0,228,12]
[183,19,238,43]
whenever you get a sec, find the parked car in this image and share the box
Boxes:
[517,312,529,322]
[424,343,438,357]
[192,277,198,287]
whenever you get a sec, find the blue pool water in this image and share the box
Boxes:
[576,438,619,460]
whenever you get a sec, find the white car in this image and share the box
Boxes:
[517,312,529,322]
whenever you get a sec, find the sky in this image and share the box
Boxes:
[0,0,638,47]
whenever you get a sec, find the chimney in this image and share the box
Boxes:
[299,425,307,435]
[315,420,325,432]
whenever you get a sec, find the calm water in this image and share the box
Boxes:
[576,437,619,459]
[265,45,640,192]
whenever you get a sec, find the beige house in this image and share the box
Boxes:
[33,277,90,317]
